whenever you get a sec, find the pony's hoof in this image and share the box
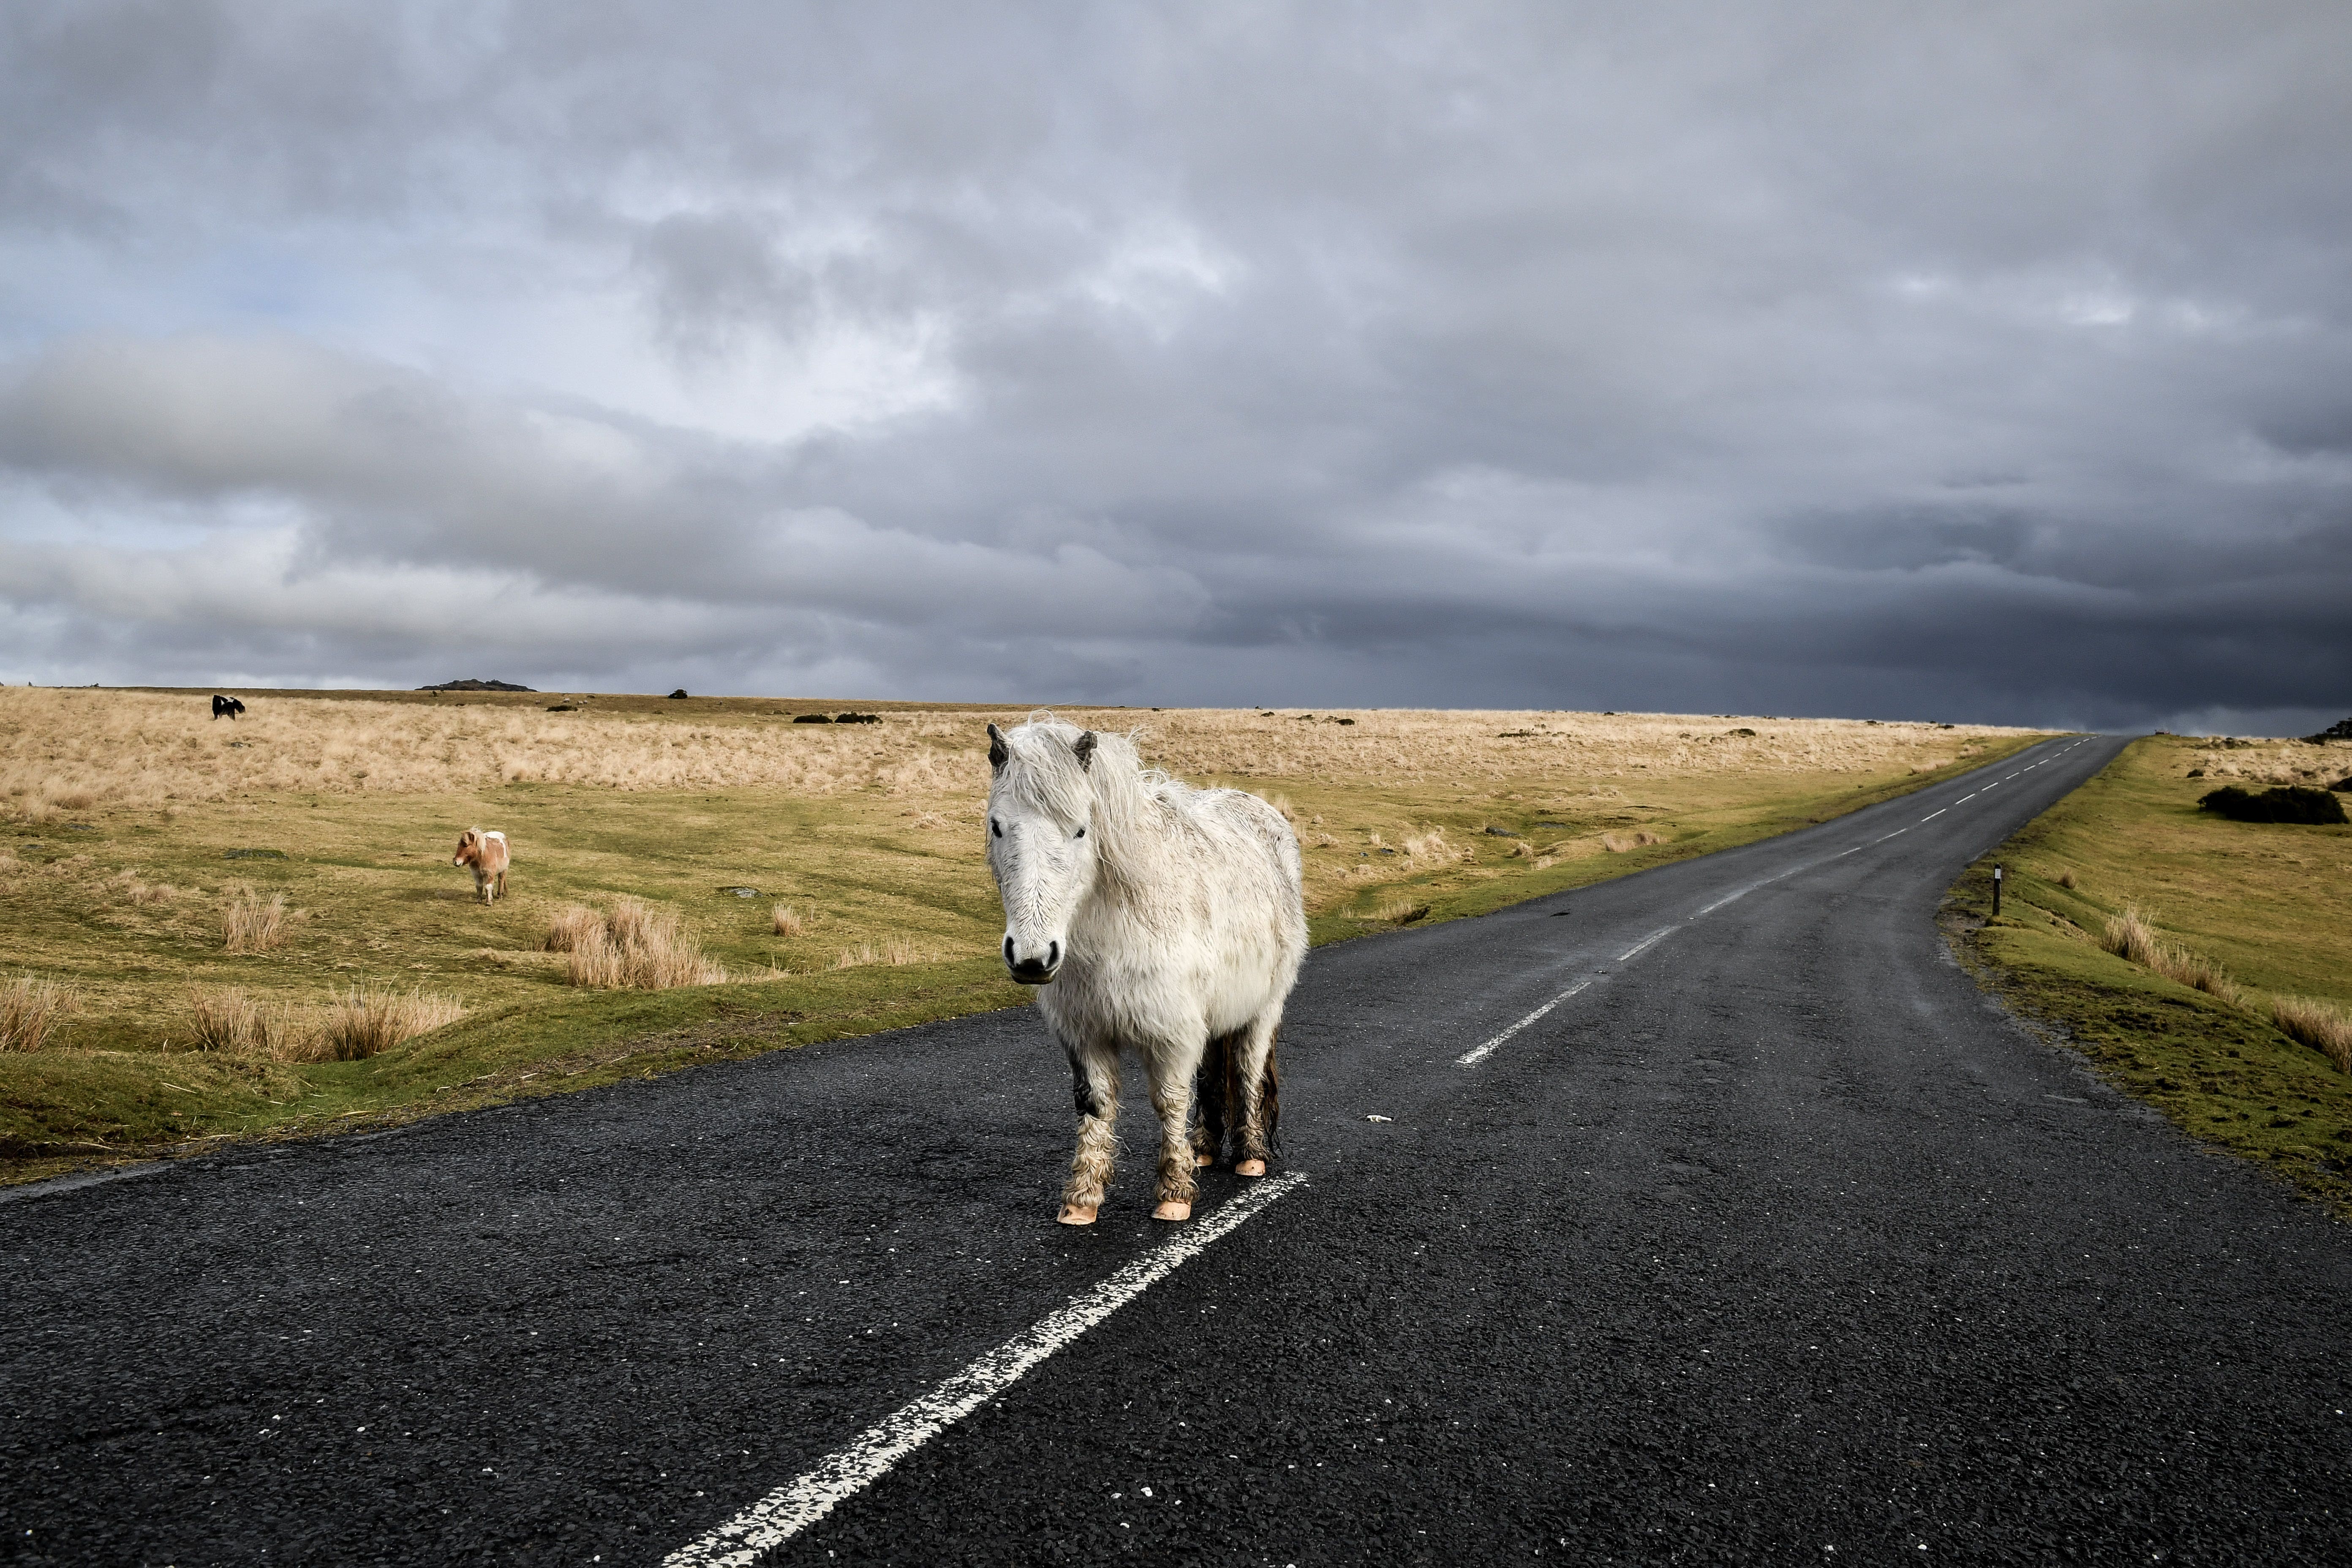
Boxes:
[1234,1159,1267,1178]
[1058,1204,1099,1226]
[1152,1200,1193,1222]
[1193,1151,1214,1168]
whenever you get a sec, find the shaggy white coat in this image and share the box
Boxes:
[986,714,1306,1219]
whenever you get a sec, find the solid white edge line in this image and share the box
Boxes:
[1458,978,1592,1067]
[664,1173,1309,1568]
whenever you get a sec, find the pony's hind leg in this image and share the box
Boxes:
[1147,1039,1207,1221]
[1233,1015,1282,1178]
[1192,1032,1236,1169]
[1061,1044,1120,1226]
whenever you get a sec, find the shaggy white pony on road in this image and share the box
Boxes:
[985,714,1307,1225]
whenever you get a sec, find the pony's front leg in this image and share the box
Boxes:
[1061,1045,1121,1226]
[1146,1041,1206,1222]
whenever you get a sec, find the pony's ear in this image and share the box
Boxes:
[1073,730,1097,770]
[986,723,1009,773]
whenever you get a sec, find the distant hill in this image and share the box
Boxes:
[417,678,536,692]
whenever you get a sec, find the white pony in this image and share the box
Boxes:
[986,714,1307,1225]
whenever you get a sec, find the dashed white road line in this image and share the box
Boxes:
[664,1173,1308,1568]
[1458,979,1594,1067]
[1460,736,2098,1073]
[1617,926,1678,962]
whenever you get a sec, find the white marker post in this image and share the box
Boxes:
[1993,863,2004,918]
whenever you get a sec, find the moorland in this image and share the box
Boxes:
[1,686,2041,1179]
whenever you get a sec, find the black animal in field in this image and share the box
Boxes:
[210,695,246,721]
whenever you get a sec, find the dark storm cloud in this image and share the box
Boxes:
[1,0,2347,730]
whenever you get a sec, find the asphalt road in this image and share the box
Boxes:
[7,733,2350,1565]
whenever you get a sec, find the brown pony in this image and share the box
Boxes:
[452,828,510,905]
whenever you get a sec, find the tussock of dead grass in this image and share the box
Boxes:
[1,976,74,1051]
[832,937,927,970]
[542,904,604,954]
[222,886,288,954]
[2273,995,2352,1074]
[2100,906,2244,1007]
[1601,830,1665,853]
[180,984,462,1060]
[770,903,806,938]
[316,986,466,1061]
[561,898,727,989]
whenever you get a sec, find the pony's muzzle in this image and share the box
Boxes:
[1004,934,1060,985]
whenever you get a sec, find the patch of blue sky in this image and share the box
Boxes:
[0,480,308,553]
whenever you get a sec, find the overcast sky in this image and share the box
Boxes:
[3,2,2347,731]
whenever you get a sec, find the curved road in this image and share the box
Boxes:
[6,734,2349,1564]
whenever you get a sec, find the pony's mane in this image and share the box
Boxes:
[996,712,1194,891]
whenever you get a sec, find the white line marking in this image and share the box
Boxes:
[1458,979,1593,1067]
[1957,793,1976,802]
[1456,738,2076,1077]
[1617,925,1678,961]
[664,1174,1307,1568]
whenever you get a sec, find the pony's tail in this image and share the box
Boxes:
[1197,1031,1236,1162]
[1257,1031,1282,1157]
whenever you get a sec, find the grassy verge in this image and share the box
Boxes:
[1945,734,2352,1216]
[1,690,2045,1185]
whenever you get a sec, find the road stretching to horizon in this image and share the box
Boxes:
[6,732,2349,1564]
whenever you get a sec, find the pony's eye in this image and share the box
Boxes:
[990,818,1002,837]
[1075,827,1086,838]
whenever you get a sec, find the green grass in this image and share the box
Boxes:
[1947,735,2352,1214]
[1,697,2047,1186]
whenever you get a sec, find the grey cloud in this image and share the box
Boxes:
[1,1,2348,732]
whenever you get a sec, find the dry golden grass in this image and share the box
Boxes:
[770,903,806,938]
[1,977,74,1052]
[833,936,928,969]
[2100,906,2245,1007]
[561,898,727,990]
[222,886,287,954]
[179,983,462,1060]
[2273,995,2352,1075]
[542,904,604,954]
[2178,735,2352,789]
[315,986,467,1062]
[0,687,2026,813]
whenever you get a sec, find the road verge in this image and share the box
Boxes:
[1945,735,2352,1216]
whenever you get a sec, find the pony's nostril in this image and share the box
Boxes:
[1003,934,1016,966]
[1047,940,1060,970]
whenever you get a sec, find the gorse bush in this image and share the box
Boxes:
[2196,785,2347,825]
